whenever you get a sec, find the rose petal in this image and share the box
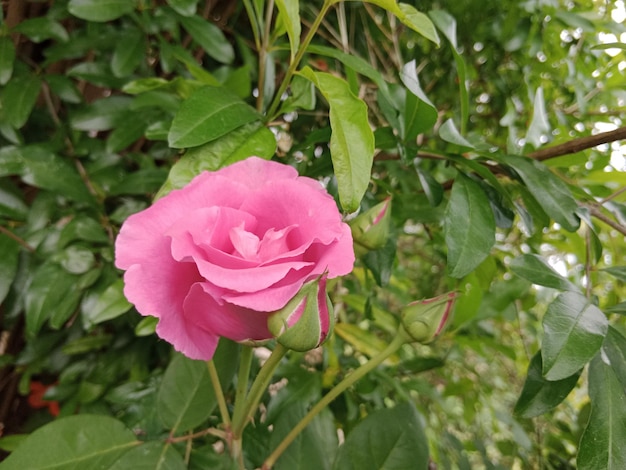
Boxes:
[217,156,299,190]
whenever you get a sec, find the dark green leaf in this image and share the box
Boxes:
[1,415,139,469]
[158,340,238,433]
[0,178,28,220]
[514,352,581,418]
[509,254,579,291]
[333,401,429,470]
[542,291,608,381]
[280,75,316,114]
[70,96,132,131]
[58,216,109,247]
[111,28,144,78]
[177,14,234,64]
[106,112,152,153]
[505,155,580,232]
[400,60,437,140]
[62,333,113,355]
[362,237,397,287]
[54,245,96,274]
[167,0,198,16]
[1,75,42,129]
[81,278,132,328]
[68,0,136,22]
[0,37,16,85]
[25,262,83,334]
[109,441,186,470]
[0,234,20,304]
[577,354,626,469]
[445,173,495,278]
[109,168,169,196]
[14,17,69,43]
[45,75,83,104]
[299,67,375,212]
[158,122,275,197]
[602,266,626,282]
[168,86,259,148]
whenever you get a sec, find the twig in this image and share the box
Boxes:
[0,225,36,252]
[584,204,626,237]
[528,125,626,161]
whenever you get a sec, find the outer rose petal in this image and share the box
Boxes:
[217,156,299,190]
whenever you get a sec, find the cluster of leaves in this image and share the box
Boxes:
[1,0,625,468]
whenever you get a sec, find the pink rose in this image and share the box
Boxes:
[115,157,354,360]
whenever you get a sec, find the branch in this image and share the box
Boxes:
[529,125,626,161]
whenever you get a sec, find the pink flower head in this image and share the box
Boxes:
[115,157,354,360]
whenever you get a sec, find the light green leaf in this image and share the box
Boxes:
[400,60,437,140]
[439,118,474,148]
[1,415,139,469]
[509,254,579,291]
[603,327,626,392]
[354,1,439,44]
[1,75,41,129]
[275,0,300,59]
[0,37,16,85]
[505,155,580,232]
[542,291,608,381]
[81,278,132,328]
[68,0,135,22]
[166,0,198,16]
[0,234,20,304]
[158,340,239,433]
[332,401,429,470]
[602,266,626,282]
[578,354,626,469]
[158,121,275,198]
[109,441,186,470]
[168,86,260,148]
[299,67,375,212]
[526,87,550,148]
[445,172,495,278]
[135,316,158,336]
[514,352,581,418]
[177,14,234,64]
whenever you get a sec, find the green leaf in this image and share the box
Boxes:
[109,441,186,470]
[81,278,132,328]
[135,316,158,336]
[526,87,551,148]
[111,28,144,78]
[68,0,136,22]
[509,254,579,291]
[1,75,41,129]
[1,415,139,469]
[603,327,626,392]
[167,0,198,16]
[25,262,83,336]
[58,216,109,247]
[356,1,439,45]
[439,118,474,148]
[0,37,16,85]
[444,173,495,278]
[20,146,94,203]
[106,112,152,153]
[400,60,437,140]
[158,121,275,197]
[299,67,375,212]
[505,155,580,232]
[275,0,300,59]
[542,291,608,381]
[168,86,260,148]
[332,401,429,470]
[70,96,132,131]
[177,14,234,64]
[0,178,28,220]
[279,74,315,114]
[158,340,239,433]
[577,354,626,469]
[602,266,626,282]
[0,234,20,304]
[14,17,69,43]
[514,352,581,418]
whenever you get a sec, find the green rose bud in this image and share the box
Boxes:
[401,292,456,344]
[350,198,392,255]
[267,276,334,352]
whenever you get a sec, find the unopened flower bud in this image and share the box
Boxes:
[350,198,392,255]
[401,292,456,343]
[267,276,334,352]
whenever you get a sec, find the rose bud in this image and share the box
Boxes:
[267,276,334,352]
[349,198,391,255]
[401,292,456,343]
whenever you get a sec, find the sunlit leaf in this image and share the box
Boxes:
[275,0,300,59]
[509,254,579,291]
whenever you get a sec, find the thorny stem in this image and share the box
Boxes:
[261,333,408,469]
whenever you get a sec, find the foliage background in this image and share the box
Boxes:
[0,0,625,468]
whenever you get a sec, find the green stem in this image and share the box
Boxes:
[207,360,231,427]
[230,346,254,431]
[262,334,407,469]
[255,0,275,112]
[231,343,288,438]
[265,0,334,121]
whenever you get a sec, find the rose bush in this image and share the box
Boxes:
[115,157,354,360]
